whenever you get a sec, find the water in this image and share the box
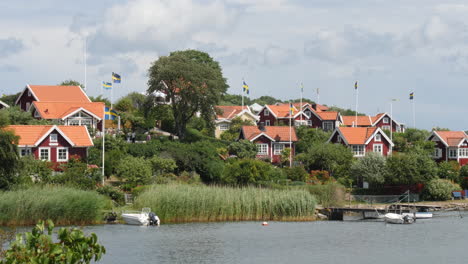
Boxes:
[84,212,468,264]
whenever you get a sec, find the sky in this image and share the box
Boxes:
[1,0,468,130]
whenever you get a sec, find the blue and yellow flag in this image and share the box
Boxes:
[112,72,121,83]
[103,82,112,90]
[410,92,414,100]
[243,81,249,95]
[104,107,118,120]
[354,81,358,90]
[289,102,295,116]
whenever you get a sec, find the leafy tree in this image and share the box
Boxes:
[222,159,273,185]
[1,106,51,125]
[392,128,433,153]
[149,156,177,175]
[227,140,257,159]
[297,143,354,179]
[147,50,228,139]
[295,127,332,153]
[251,96,280,105]
[437,161,460,183]
[59,79,84,88]
[220,117,255,141]
[327,106,365,116]
[350,152,386,185]
[219,93,251,106]
[115,156,152,187]
[0,113,21,189]
[2,220,105,263]
[18,155,53,183]
[0,93,20,106]
[384,149,438,185]
[55,157,102,189]
[89,95,111,107]
[283,166,308,182]
[422,179,461,201]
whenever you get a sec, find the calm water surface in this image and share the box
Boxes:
[84,212,468,264]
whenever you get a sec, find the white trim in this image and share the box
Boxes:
[364,128,394,147]
[33,125,75,147]
[265,120,271,126]
[428,131,449,147]
[372,113,402,126]
[15,84,38,105]
[38,147,51,161]
[256,143,269,155]
[56,147,69,162]
[250,132,275,142]
[50,133,58,143]
[322,121,334,131]
[83,126,94,147]
[373,144,383,155]
[19,147,32,157]
[327,128,350,145]
[61,107,102,121]
[273,143,285,155]
[0,100,9,108]
[351,145,365,157]
[302,105,323,121]
[375,133,382,142]
[448,148,458,159]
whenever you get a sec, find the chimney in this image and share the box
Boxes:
[258,122,266,131]
[312,103,317,111]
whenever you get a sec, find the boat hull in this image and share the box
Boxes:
[402,212,432,219]
[122,213,149,226]
[384,213,415,224]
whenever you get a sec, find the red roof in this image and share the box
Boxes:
[266,105,297,118]
[216,105,248,120]
[337,127,377,145]
[242,125,298,142]
[314,104,329,112]
[317,111,339,121]
[341,115,373,126]
[6,125,93,147]
[33,102,104,120]
[434,131,468,147]
[28,85,90,102]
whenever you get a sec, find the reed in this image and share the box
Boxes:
[133,184,316,223]
[0,186,109,226]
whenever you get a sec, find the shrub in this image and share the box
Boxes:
[54,157,102,189]
[227,140,257,159]
[222,159,273,185]
[149,156,177,175]
[96,185,125,205]
[422,178,461,201]
[283,166,308,182]
[115,156,152,187]
[304,182,346,207]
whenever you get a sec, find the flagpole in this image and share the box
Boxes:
[111,84,113,109]
[300,83,303,123]
[412,99,416,128]
[355,82,358,127]
[101,106,105,185]
[390,100,393,141]
[289,103,292,168]
[241,79,244,110]
[84,35,87,91]
[317,88,320,105]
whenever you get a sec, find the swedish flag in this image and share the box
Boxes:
[289,102,295,115]
[410,92,414,100]
[112,72,121,83]
[354,81,358,90]
[102,82,112,90]
[243,81,249,95]
[105,107,118,120]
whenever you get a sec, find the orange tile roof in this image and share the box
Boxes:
[371,113,385,124]
[317,111,339,120]
[28,85,91,102]
[338,127,377,145]
[216,105,247,120]
[341,115,373,126]
[314,104,329,112]
[33,102,104,120]
[434,131,467,147]
[267,105,297,118]
[6,125,93,147]
[242,125,298,142]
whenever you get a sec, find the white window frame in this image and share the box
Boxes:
[34,110,41,118]
[323,121,333,131]
[39,147,50,161]
[256,143,268,155]
[382,125,391,131]
[307,120,312,126]
[264,109,270,116]
[383,117,389,124]
[375,134,382,142]
[352,145,365,157]
[265,120,271,126]
[337,135,342,143]
[19,147,32,157]
[50,133,58,143]
[273,143,285,155]
[26,102,30,111]
[219,123,230,131]
[459,148,468,158]
[434,148,442,158]
[373,144,383,155]
[57,147,69,162]
[449,148,457,159]
[304,111,311,118]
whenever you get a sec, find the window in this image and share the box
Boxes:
[449,148,457,159]
[323,122,333,131]
[382,125,391,131]
[26,102,30,111]
[219,123,230,131]
[265,120,271,126]
[34,110,40,118]
[20,148,32,157]
[383,117,389,124]
[459,148,468,158]
[256,144,268,155]
[304,111,311,118]
[69,120,80,126]
[50,134,58,142]
[337,136,342,143]
[375,134,381,142]
[28,90,31,97]
[39,148,50,161]
[274,144,285,155]
[352,145,365,157]
[264,109,270,116]
[307,120,312,126]
[373,144,383,155]
[57,147,68,161]
[434,148,442,158]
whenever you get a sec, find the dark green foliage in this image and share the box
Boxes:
[115,156,152,187]
[327,106,365,116]
[297,143,353,179]
[392,128,433,153]
[0,126,20,190]
[2,220,105,263]
[421,178,461,201]
[0,93,20,106]
[59,79,84,88]
[149,156,177,175]
[96,185,125,205]
[350,152,386,185]
[251,96,280,105]
[384,148,437,185]
[127,139,162,158]
[54,158,102,189]
[88,95,111,107]
[227,140,257,159]
[295,126,331,153]
[283,166,308,182]
[18,156,52,184]
[437,161,460,183]
[304,182,345,207]
[222,159,273,185]
[1,106,51,125]
[219,93,251,106]
[220,117,255,141]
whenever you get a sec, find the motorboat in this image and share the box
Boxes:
[402,212,433,219]
[121,208,160,226]
[384,213,415,224]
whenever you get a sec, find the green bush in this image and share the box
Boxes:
[422,178,461,201]
[304,182,345,207]
[134,184,316,222]
[283,166,308,182]
[115,156,153,187]
[0,186,109,226]
[222,159,273,185]
[96,185,125,205]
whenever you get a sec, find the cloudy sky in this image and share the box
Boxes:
[1,0,468,130]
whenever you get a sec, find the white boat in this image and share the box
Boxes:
[402,212,433,219]
[384,213,415,224]
[121,208,160,226]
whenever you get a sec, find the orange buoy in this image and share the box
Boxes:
[262,221,268,226]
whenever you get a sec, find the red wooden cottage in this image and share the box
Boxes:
[427,131,468,166]
[6,125,93,165]
[341,113,405,133]
[239,125,297,164]
[328,127,394,157]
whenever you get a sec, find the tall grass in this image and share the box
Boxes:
[133,184,316,223]
[0,186,110,226]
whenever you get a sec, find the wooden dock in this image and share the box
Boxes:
[323,204,442,220]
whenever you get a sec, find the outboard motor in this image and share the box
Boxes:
[148,212,160,226]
